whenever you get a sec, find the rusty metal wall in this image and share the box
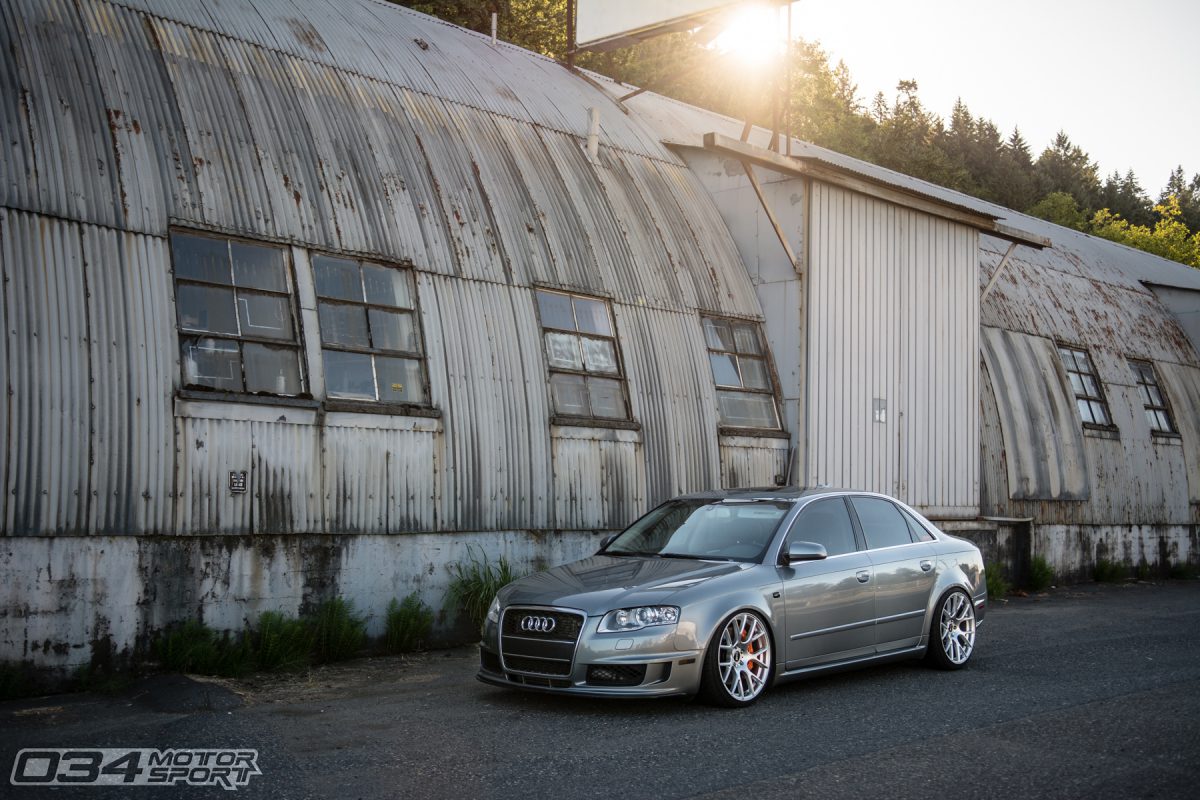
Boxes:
[0,0,772,539]
[806,184,980,517]
[718,436,789,490]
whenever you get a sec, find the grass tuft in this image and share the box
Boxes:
[383,594,434,654]
[447,547,521,631]
[1093,558,1127,583]
[153,620,254,678]
[253,611,315,672]
[1028,555,1055,591]
[309,598,367,664]
[985,563,1010,600]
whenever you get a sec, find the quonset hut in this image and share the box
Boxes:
[1,0,1197,673]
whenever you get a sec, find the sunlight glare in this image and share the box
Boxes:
[708,3,785,69]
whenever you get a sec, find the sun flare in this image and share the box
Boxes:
[708,3,786,69]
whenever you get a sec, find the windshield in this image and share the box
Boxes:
[603,499,792,562]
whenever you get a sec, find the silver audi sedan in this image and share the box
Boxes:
[477,487,986,707]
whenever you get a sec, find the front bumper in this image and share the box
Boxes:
[477,608,705,698]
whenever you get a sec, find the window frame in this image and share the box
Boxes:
[1127,359,1178,437]
[1056,343,1116,430]
[701,314,784,435]
[311,251,431,411]
[534,288,635,427]
[169,229,308,399]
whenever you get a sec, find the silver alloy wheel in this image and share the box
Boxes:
[939,590,976,665]
[716,612,772,702]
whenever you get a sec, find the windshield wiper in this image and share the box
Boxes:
[657,552,699,560]
[605,550,659,558]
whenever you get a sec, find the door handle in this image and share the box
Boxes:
[920,559,933,572]
[856,570,871,583]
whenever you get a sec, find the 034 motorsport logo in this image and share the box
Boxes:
[10,748,261,791]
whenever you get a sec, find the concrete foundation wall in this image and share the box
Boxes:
[0,531,601,673]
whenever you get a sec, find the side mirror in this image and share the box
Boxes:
[783,540,828,564]
[598,533,618,553]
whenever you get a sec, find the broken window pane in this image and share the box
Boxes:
[370,309,419,353]
[181,336,242,391]
[243,343,302,395]
[709,353,740,387]
[545,332,583,370]
[314,254,363,301]
[581,337,618,374]
[587,377,626,419]
[319,302,370,348]
[717,390,778,428]
[231,241,286,292]
[573,297,612,336]
[324,349,375,400]
[537,291,575,331]
[362,263,413,308]
[172,233,230,284]
[733,323,761,354]
[703,318,736,351]
[739,357,770,390]
[237,293,293,340]
[550,373,589,416]
[177,284,239,335]
[376,356,424,404]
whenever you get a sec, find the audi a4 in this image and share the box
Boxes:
[477,487,986,707]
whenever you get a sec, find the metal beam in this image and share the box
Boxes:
[741,160,802,277]
[703,132,1050,249]
[979,242,1019,302]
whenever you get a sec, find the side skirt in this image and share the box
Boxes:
[774,644,927,684]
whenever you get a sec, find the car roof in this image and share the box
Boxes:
[672,486,854,503]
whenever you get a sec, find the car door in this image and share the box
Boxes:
[779,497,876,670]
[848,496,937,653]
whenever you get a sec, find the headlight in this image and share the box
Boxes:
[486,595,501,624]
[598,606,680,633]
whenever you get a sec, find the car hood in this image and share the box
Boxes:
[500,555,749,616]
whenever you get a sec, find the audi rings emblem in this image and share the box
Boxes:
[520,615,557,634]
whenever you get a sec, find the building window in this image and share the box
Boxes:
[1057,345,1112,427]
[702,316,780,429]
[535,289,629,421]
[1128,360,1177,434]
[313,254,427,405]
[171,231,304,396]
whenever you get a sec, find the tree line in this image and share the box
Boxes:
[395,1,1200,267]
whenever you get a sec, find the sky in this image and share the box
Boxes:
[785,0,1200,195]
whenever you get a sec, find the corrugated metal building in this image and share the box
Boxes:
[1,0,1196,671]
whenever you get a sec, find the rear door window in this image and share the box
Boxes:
[849,497,914,550]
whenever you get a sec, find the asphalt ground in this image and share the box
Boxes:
[2,580,1198,799]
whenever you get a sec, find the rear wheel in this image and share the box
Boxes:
[699,610,774,707]
[927,589,976,670]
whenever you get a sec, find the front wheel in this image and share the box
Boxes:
[699,610,774,707]
[927,589,976,670]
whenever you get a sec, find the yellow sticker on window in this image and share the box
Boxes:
[391,383,404,391]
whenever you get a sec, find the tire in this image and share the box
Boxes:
[698,610,775,707]
[927,588,977,670]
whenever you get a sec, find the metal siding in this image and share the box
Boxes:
[807,184,978,513]
[2,0,123,229]
[252,420,322,534]
[150,18,277,234]
[2,211,91,534]
[81,225,174,534]
[617,304,720,504]
[79,1,201,234]
[980,326,1089,501]
[718,436,788,489]
[424,276,554,531]
[174,417,253,534]
[551,428,646,530]
[1156,364,1200,506]
[978,356,1009,517]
